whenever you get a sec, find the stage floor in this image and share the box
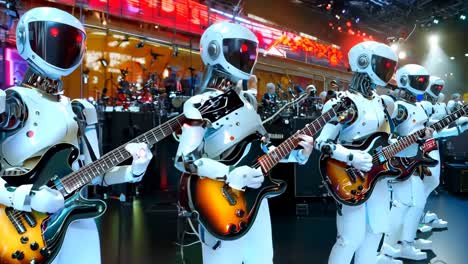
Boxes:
[98,190,468,264]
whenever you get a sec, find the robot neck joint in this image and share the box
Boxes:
[21,68,63,95]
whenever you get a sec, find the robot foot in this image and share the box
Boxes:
[418,223,433,233]
[380,243,401,258]
[399,244,427,261]
[376,254,403,264]
[414,238,432,250]
[423,212,448,229]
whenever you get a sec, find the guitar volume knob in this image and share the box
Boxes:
[236,209,245,218]
[40,247,51,257]
[228,224,238,234]
[30,242,39,251]
[20,236,29,244]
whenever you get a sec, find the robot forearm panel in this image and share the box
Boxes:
[0,178,33,211]
[92,166,144,186]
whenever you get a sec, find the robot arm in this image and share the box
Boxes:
[419,100,438,125]
[0,178,64,213]
[72,99,152,186]
[314,100,372,172]
[434,117,468,139]
[263,135,314,165]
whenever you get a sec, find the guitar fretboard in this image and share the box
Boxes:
[258,108,337,172]
[60,114,185,194]
[381,105,467,159]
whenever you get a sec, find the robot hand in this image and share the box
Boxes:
[350,151,373,172]
[297,134,314,158]
[30,186,65,214]
[226,166,264,191]
[422,127,435,139]
[459,121,468,134]
[125,143,153,178]
[333,145,372,172]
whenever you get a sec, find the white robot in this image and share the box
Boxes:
[174,21,314,264]
[382,69,468,262]
[314,41,398,264]
[417,77,468,234]
[0,7,152,264]
[447,93,463,114]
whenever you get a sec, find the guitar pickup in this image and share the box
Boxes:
[375,146,386,164]
[345,167,357,183]
[221,185,237,206]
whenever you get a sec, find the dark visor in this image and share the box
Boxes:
[408,75,430,91]
[222,38,258,74]
[28,21,86,69]
[429,83,443,96]
[371,55,397,83]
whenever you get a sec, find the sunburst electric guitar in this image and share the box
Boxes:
[179,97,353,240]
[0,89,244,264]
[319,104,467,206]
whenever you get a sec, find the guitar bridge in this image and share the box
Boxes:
[221,185,237,206]
[5,207,26,234]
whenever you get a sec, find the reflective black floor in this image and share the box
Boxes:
[98,190,468,264]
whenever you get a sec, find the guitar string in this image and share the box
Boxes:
[9,104,216,217]
[59,102,216,192]
[370,107,465,164]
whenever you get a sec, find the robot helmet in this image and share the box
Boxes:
[396,64,430,96]
[306,84,317,95]
[348,41,398,87]
[425,76,445,99]
[16,7,86,80]
[200,21,258,82]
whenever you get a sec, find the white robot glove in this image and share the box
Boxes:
[226,166,264,191]
[126,143,153,181]
[30,186,65,213]
[332,145,373,172]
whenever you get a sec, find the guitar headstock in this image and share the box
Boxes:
[334,97,356,123]
[199,89,245,124]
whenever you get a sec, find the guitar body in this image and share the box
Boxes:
[319,132,438,206]
[0,144,106,264]
[179,137,286,240]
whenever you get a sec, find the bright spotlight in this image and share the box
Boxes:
[450,56,455,60]
[433,19,439,24]
[398,51,407,59]
[460,14,466,20]
[428,35,439,46]
[390,43,398,51]
[465,53,468,57]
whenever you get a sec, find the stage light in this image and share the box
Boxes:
[346,21,352,27]
[390,43,398,51]
[355,17,360,23]
[465,53,468,57]
[460,14,466,20]
[162,68,170,78]
[398,51,407,59]
[428,34,439,46]
[335,14,341,20]
[433,19,439,24]
[450,56,455,60]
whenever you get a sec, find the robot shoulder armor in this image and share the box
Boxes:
[71,99,98,125]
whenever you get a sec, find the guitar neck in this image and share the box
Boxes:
[383,106,466,158]
[258,108,336,172]
[60,114,186,194]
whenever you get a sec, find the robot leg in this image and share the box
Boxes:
[51,219,101,264]
[328,204,367,264]
[354,230,382,264]
[243,199,273,263]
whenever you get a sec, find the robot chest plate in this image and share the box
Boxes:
[1,88,79,166]
[203,107,265,158]
[340,95,389,143]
